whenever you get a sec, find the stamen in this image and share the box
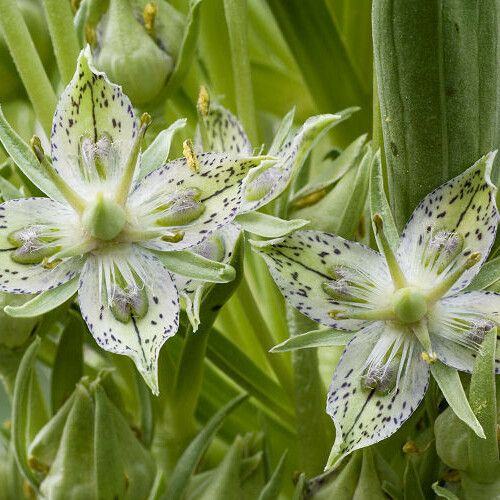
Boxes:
[328,307,395,321]
[425,252,481,302]
[31,136,86,214]
[114,113,151,205]
[183,139,199,172]
[143,2,158,35]
[411,321,437,364]
[197,86,210,117]
[373,214,407,289]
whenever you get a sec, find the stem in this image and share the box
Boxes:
[42,0,81,85]
[287,307,333,476]
[223,0,258,144]
[236,278,294,395]
[0,0,57,135]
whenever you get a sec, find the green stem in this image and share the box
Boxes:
[42,0,81,85]
[287,307,333,476]
[236,278,294,395]
[0,0,56,135]
[223,0,258,144]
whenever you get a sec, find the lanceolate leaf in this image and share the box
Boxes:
[270,328,353,352]
[164,394,248,500]
[466,255,500,291]
[257,450,288,500]
[430,362,484,438]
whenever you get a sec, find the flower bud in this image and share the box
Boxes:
[435,406,469,471]
[29,377,157,498]
[94,0,173,105]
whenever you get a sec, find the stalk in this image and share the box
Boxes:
[42,0,81,85]
[0,0,56,134]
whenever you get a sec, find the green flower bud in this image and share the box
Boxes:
[94,0,173,105]
[29,377,157,499]
[0,293,37,348]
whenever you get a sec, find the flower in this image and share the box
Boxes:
[177,89,356,330]
[0,49,263,393]
[253,153,499,464]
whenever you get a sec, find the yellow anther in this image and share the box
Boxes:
[402,441,419,454]
[183,139,199,172]
[197,86,210,117]
[420,351,438,364]
[85,23,97,46]
[161,231,185,243]
[143,2,158,35]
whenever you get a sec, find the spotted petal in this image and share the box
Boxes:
[241,109,356,213]
[129,153,264,251]
[78,245,179,394]
[0,198,84,293]
[252,230,393,331]
[50,47,137,197]
[175,224,240,331]
[428,291,500,373]
[196,102,252,156]
[397,152,499,293]
[326,324,429,466]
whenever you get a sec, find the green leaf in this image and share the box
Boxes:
[138,119,186,181]
[0,107,63,202]
[270,328,352,352]
[369,149,399,250]
[155,251,235,283]
[432,483,460,500]
[4,277,78,318]
[50,313,84,414]
[292,472,306,500]
[466,255,500,291]
[257,450,288,500]
[403,459,425,500]
[373,0,500,229]
[335,145,371,238]
[465,328,500,483]
[0,174,22,200]
[268,108,295,156]
[430,362,485,438]
[12,337,41,490]
[164,0,204,96]
[164,394,248,500]
[236,212,309,238]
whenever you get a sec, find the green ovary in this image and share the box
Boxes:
[392,287,428,324]
[82,192,126,241]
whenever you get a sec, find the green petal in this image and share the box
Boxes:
[397,152,499,293]
[50,47,137,194]
[78,246,179,394]
[197,102,252,155]
[138,118,186,181]
[252,230,392,331]
[130,153,266,251]
[326,329,429,467]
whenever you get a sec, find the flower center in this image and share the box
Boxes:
[392,287,428,324]
[82,192,126,241]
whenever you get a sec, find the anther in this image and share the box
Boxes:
[183,139,199,172]
[143,2,158,35]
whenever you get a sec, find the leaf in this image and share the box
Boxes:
[403,459,425,500]
[12,337,41,490]
[155,250,235,283]
[0,107,63,202]
[236,211,309,238]
[4,277,78,318]
[430,362,485,438]
[138,119,186,181]
[0,174,22,200]
[373,0,500,229]
[432,483,460,500]
[257,450,288,500]
[163,0,204,96]
[369,149,398,250]
[466,256,500,291]
[465,327,500,482]
[292,473,306,500]
[164,394,248,500]
[50,313,84,414]
[268,108,295,156]
[270,328,352,352]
